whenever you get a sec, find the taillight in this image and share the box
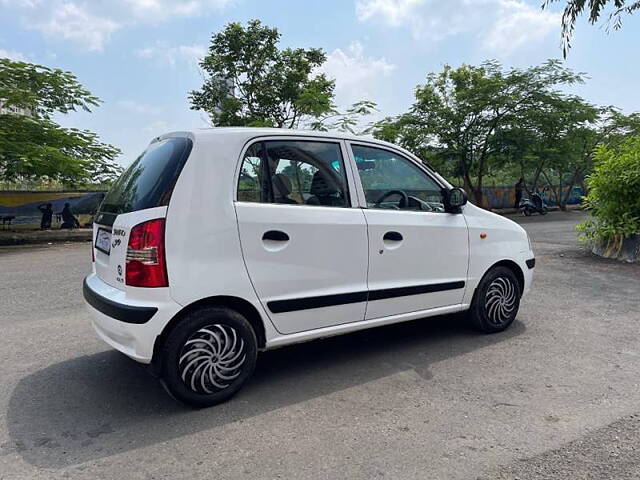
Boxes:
[125,218,168,287]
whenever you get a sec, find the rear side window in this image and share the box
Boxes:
[100,137,192,215]
[237,140,350,207]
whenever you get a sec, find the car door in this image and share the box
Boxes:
[348,143,469,320]
[235,138,369,335]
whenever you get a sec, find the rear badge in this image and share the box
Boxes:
[116,264,124,283]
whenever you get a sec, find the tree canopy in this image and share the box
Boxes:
[0,58,121,185]
[373,59,640,209]
[373,60,589,206]
[543,0,640,56]
[189,19,375,132]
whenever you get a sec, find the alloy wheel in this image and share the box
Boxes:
[178,324,246,394]
[484,277,517,326]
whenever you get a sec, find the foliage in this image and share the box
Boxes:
[190,19,374,131]
[543,0,640,56]
[0,58,121,186]
[578,136,640,243]
[373,60,586,206]
[307,100,378,135]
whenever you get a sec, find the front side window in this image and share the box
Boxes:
[237,140,350,208]
[352,145,445,212]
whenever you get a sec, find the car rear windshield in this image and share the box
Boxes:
[100,137,193,215]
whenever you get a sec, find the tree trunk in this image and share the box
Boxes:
[473,188,484,208]
[560,169,581,210]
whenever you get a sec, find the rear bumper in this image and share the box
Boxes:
[83,273,182,363]
[83,279,157,324]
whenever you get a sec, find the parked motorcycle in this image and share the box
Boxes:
[519,191,548,216]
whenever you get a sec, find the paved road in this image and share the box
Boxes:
[1,211,639,479]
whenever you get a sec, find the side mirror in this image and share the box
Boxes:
[444,187,467,213]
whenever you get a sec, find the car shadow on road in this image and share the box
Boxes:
[5,314,525,468]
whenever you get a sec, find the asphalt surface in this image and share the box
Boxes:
[1,211,639,479]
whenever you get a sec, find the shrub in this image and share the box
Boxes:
[578,136,640,247]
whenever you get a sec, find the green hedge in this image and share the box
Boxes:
[578,136,640,244]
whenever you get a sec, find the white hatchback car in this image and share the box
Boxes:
[84,128,534,407]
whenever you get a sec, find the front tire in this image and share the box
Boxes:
[160,307,258,407]
[469,266,520,333]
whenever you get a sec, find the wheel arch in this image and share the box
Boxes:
[150,295,267,375]
[485,259,525,296]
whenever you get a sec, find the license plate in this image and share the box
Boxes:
[95,228,112,255]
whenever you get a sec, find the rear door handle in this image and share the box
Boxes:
[262,230,290,242]
[383,231,403,241]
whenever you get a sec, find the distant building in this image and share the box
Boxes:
[211,76,235,117]
[0,100,31,116]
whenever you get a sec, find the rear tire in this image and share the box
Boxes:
[160,307,257,408]
[469,266,520,333]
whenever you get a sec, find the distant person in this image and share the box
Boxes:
[514,177,525,208]
[59,203,80,229]
[37,203,53,229]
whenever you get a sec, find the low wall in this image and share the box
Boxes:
[481,185,584,210]
[0,190,106,227]
[0,186,584,225]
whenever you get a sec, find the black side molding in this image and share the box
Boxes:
[83,277,158,324]
[526,258,536,269]
[368,281,465,301]
[267,281,465,314]
[268,291,368,314]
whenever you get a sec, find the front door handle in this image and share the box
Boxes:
[263,230,290,242]
[383,231,403,242]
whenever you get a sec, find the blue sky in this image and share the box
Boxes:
[1,0,638,167]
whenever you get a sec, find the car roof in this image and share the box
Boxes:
[163,127,399,148]
[156,127,453,189]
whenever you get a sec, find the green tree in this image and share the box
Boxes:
[190,19,375,131]
[538,108,640,203]
[0,58,121,185]
[543,0,640,56]
[498,95,599,209]
[373,60,585,206]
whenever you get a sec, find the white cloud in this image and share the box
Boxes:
[0,0,42,7]
[356,0,425,27]
[134,42,205,67]
[484,0,559,54]
[34,2,121,51]
[320,41,395,107]
[1,0,231,51]
[124,0,231,21]
[0,48,28,61]
[355,0,560,54]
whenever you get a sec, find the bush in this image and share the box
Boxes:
[578,136,640,245]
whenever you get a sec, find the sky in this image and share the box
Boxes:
[1,0,638,167]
